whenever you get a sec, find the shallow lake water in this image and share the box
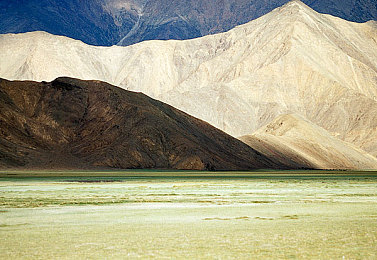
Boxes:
[1,173,376,259]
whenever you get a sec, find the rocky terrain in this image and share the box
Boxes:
[0,77,282,170]
[1,1,376,159]
[1,0,376,46]
[240,114,377,170]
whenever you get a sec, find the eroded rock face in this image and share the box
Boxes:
[240,114,377,170]
[0,77,280,170]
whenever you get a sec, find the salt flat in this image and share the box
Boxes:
[1,173,376,259]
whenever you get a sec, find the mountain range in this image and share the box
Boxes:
[1,77,376,170]
[0,0,376,46]
[1,0,377,170]
[1,1,376,158]
[0,77,282,170]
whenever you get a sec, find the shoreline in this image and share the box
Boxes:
[1,169,377,178]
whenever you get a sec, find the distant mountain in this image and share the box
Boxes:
[117,0,377,46]
[307,0,377,23]
[240,114,377,170]
[117,0,289,46]
[2,1,376,160]
[0,77,282,170]
[0,0,376,46]
[0,0,139,46]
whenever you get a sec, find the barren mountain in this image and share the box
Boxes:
[1,0,376,46]
[240,114,377,170]
[0,77,281,170]
[1,1,376,157]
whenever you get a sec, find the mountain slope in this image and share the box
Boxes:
[1,1,376,156]
[116,0,288,46]
[1,0,376,46]
[307,0,377,23]
[117,0,377,46]
[0,77,281,170]
[0,0,143,46]
[240,114,377,170]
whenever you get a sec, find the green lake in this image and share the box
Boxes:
[1,172,376,259]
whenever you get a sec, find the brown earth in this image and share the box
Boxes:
[0,77,283,170]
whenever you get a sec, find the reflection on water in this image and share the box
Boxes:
[1,173,377,258]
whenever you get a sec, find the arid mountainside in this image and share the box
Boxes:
[0,77,281,170]
[1,0,376,46]
[240,114,377,170]
[1,1,376,156]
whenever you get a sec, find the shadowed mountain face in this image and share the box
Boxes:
[0,77,281,170]
[1,0,376,46]
[0,0,136,46]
